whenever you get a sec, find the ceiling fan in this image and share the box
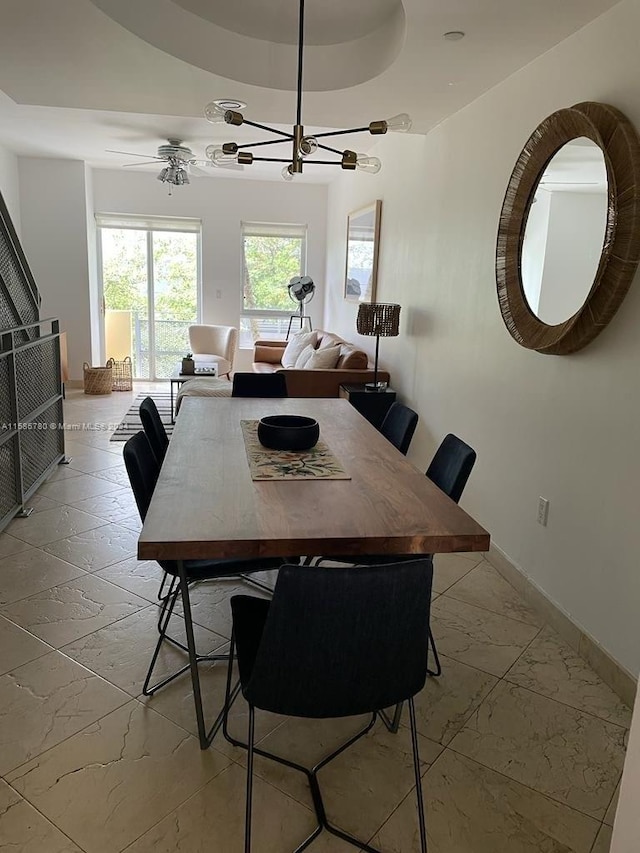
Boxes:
[106,138,243,188]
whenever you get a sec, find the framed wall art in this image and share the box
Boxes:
[344,200,382,303]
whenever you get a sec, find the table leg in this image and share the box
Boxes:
[170,380,175,424]
[177,561,208,748]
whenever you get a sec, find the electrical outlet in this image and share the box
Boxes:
[216,289,222,299]
[537,497,549,526]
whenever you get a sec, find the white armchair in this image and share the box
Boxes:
[188,324,238,377]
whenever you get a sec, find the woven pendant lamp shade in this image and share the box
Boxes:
[356,303,401,391]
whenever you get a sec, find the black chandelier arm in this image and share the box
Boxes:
[250,156,342,165]
[316,142,343,156]
[296,0,305,126]
[312,126,371,140]
[240,119,294,139]
[234,137,296,150]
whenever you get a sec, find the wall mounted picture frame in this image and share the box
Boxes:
[344,200,382,303]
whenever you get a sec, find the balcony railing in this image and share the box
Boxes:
[106,311,300,377]
[105,311,193,379]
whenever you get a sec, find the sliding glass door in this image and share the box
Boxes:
[99,217,200,379]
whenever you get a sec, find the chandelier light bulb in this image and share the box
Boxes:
[355,154,382,174]
[212,148,237,164]
[384,113,412,133]
[281,164,295,181]
[299,136,318,157]
[205,144,217,162]
[204,102,226,124]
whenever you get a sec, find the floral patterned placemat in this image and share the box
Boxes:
[240,420,351,480]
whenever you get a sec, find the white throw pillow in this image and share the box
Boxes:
[304,345,341,370]
[294,344,315,368]
[281,330,317,369]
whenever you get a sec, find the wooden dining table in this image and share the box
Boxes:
[138,396,490,749]
[138,396,490,562]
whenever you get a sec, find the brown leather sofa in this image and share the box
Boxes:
[252,330,390,397]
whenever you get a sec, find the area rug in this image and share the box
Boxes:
[240,420,350,481]
[110,392,174,442]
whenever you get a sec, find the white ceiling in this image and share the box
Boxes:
[0,0,622,185]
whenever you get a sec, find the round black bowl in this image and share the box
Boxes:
[257,415,319,451]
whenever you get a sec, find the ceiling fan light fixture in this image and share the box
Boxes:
[204,0,409,180]
[157,161,190,186]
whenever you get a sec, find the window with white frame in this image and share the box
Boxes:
[97,214,201,380]
[240,221,307,348]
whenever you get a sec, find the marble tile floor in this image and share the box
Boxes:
[0,386,631,852]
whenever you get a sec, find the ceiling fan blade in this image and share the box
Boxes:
[106,149,162,159]
[122,160,165,167]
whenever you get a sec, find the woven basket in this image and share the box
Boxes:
[83,363,113,395]
[106,356,133,391]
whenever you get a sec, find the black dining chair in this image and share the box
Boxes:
[425,432,476,504]
[310,433,477,683]
[223,560,433,853]
[123,430,287,749]
[232,372,288,398]
[138,396,173,602]
[139,396,169,464]
[379,401,419,455]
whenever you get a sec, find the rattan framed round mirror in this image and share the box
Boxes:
[496,102,640,354]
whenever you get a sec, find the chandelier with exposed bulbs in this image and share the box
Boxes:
[203,0,411,180]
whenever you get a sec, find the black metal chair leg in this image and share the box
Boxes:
[238,573,275,595]
[143,585,188,696]
[409,697,428,852]
[379,701,404,733]
[426,628,442,677]
[224,699,380,852]
[156,576,178,633]
[245,705,255,853]
[157,570,171,602]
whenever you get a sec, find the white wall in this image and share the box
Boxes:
[18,158,92,378]
[521,189,551,315]
[612,680,640,851]
[84,164,101,365]
[324,0,640,675]
[537,190,608,324]
[0,143,21,236]
[92,170,328,371]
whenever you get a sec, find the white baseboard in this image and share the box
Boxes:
[486,543,637,708]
